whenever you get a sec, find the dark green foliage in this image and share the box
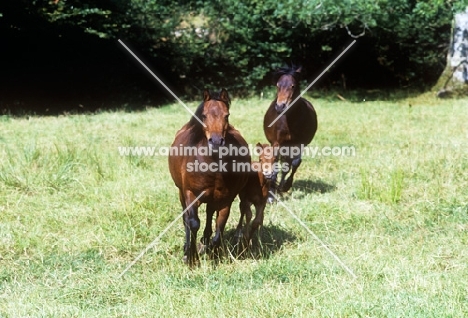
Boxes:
[4,0,467,96]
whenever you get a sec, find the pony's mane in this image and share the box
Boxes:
[272,64,302,84]
[209,90,231,106]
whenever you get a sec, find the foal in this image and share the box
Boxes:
[236,143,278,246]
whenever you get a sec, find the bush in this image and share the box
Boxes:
[8,0,464,96]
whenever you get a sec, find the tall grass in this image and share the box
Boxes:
[0,94,467,316]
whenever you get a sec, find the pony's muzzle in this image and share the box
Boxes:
[275,102,287,113]
[263,171,274,180]
[208,135,225,148]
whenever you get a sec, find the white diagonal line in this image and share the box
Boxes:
[268,40,356,127]
[269,191,357,279]
[118,191,206,278]
[118,39,206,127]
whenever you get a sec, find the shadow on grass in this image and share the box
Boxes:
[223,224,297,261]
[293,179,336,194]
[271,179,336,202]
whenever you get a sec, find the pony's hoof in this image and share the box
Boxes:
[281,180,293,192]
[183,255,200,267]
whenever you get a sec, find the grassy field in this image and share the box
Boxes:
[0,92,467,317]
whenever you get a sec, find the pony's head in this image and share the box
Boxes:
[255,143,278,180]
[273,65,302,114]
[199,89,231,149]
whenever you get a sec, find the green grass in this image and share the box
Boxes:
[1,93,467,316]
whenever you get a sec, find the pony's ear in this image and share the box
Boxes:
[295,66,302,73]
[219,88,231,106]
[203,89,211,102]
[254,143,263,156]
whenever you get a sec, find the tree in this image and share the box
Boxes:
[435,6,468,97]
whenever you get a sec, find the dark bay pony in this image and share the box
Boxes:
[168,89,250,266]
[263,65,318,197]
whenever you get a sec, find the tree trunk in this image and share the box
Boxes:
[434,8,468,97]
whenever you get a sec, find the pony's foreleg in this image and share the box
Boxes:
[199,204,215,256]
[181,190,201,266]
[212,205,231,259]
[267,174,279,203]
[235,196,252,256]
[267,158,282,203]
[236,190,252,242]
[248,202,265,243]
[278,157,293,192]
[179,190,190,263]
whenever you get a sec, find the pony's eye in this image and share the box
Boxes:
[291,84,295,89]
[225,114,230,121]
[201,114,207,120]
